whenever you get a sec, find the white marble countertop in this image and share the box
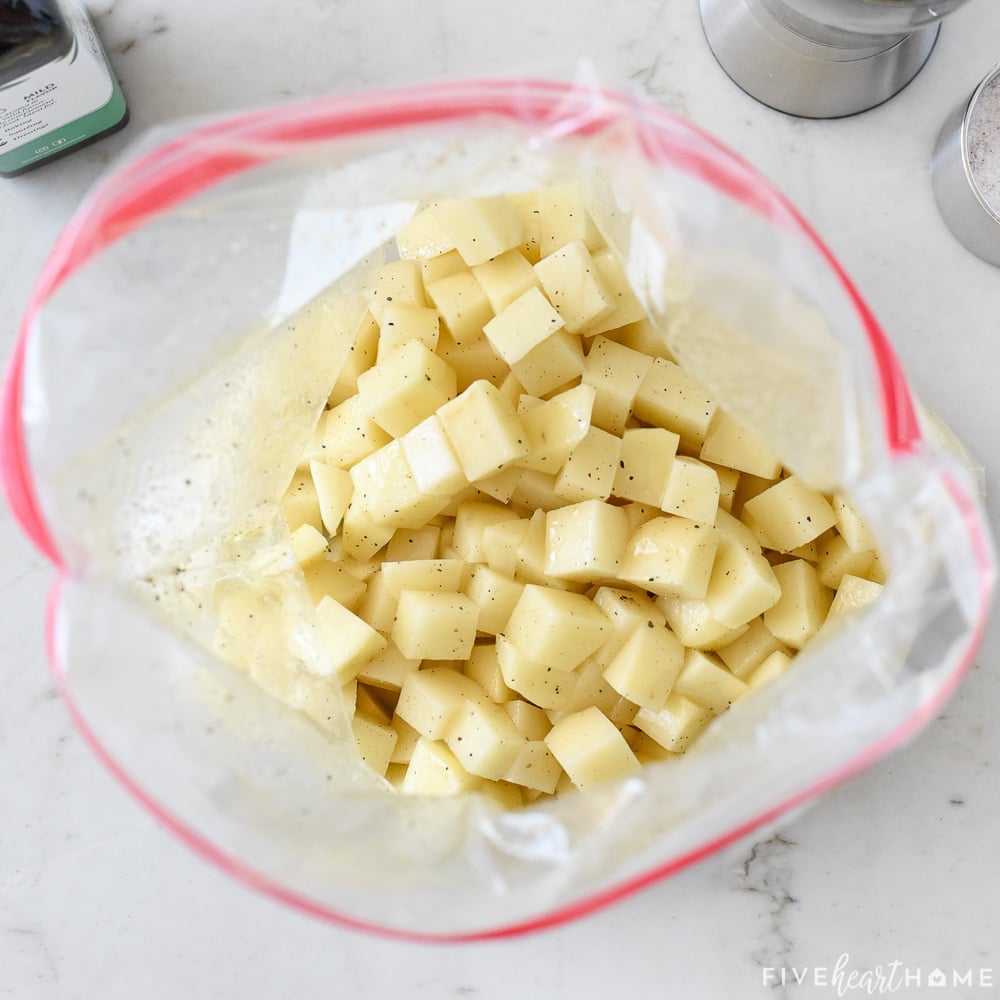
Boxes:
[2,1,999,997]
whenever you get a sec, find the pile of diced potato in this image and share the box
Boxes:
[250,184,886,806]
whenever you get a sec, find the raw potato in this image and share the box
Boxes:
[241,182,889,806]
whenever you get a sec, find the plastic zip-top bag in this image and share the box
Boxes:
[1,79,995,939]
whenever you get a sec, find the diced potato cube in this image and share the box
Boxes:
[463,643,515,703]
[357,339,457,438]
[420,248,468,285]
[476,466,519,503]
[697,518,759,569]
[788,534,822,562]
[452,500,521,562]
[352,714,398,778]
[309,460,353,536]
[603,619,684,711]
[357,682,396,725]
[867,549,889,585]
[425,271,494,344]
[704,532,781,629]
[296,672,354,734]
[321,395,393,469]
[716,617,788,679]
[464,565,524,635]
[582,336,655,434]
[509,469,565,513]
[510,328,585,397]
[707,463,740,514]
[732,471,780,516]
[472,250,541,313]
[340,501,394,561]
[435,330,509,392]
[340,678,358,717]
[545,653,618,723]
[504,699,552,740]
[385,524,441,562]
[656,595,750,650]
[763,559,834,649]
[481,516,530,576]
[212,581,280,671]
[444,699,526,781]
[620,501,661,535]
[394,666,487,739]
[392,591,479,660]
[607,317,675,360]
[826,574,884,620]
[357,682,397,726]
[516,383,595,474]
[356,641,421,692]
[612,427,679,505]
[544,707,641,790]
[380,559,465,602]
[358,571,394,633]
[369,260,425,325]
[743,476,838,553]
[399,414,468,497]
[534,240,615,334]
[401,738,481,795]
[629,728,683,765]
[591,586,665,657]
[660,457,720,524]
[504,584,609,672]
[747,650,794,690]
[483,287,565,365]
[438,380,529,481]
[833,494,877,553]
[478,781,524,810]
[495,634,576,710]
[315,595,388,684]
[390,716,421,764]
[554,426,622,503]
[354,681,398,726]
[816,532,876,589]
[584,248,649,336]
[290,523,327,566]
[377,303,440,360]
[395,207,455,260]
[700,409,782,479]
[302,558,367,611]
[619,516,719,600]
[432,196,523,267]
[633,691,713,753]
[537,183,604,256]
[507,190,542,263]
[503,740,562,794]
[328,312,379,408]
[349,441,449,529]
[672,648,748,713]
[298,412,330,469]
[498,369,527,405]
[544,499,630,582]
[281,469,324,533]
[633,357,717,447]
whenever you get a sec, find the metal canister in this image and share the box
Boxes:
[700,0,977,119]
[932,63,1000,267]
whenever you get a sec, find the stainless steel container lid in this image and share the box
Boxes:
[699,0,982,119]
[699,0,944,118]
[932,63,1000,268]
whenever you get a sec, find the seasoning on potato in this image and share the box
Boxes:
[230,186,887,806]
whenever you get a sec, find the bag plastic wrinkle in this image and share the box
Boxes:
[10,79,995,938]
